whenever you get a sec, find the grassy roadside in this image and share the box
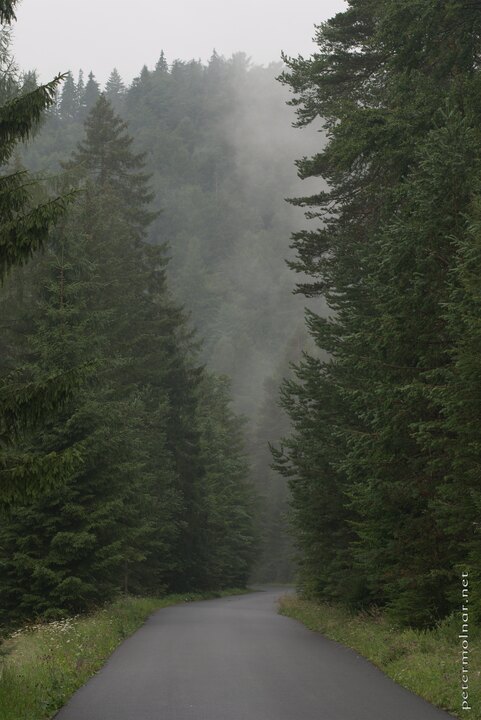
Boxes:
[0,589,248,720]
[279,595,480,719]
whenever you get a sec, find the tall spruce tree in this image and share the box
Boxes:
[59,71,77,121]
[438,197,481,623]
[277,0,481,626]
[0,1,78,504]
[105,68,125,111]
[82,71,100,116]
[0,96,191,618]
[0,209,151,620]
[63,96,199,592]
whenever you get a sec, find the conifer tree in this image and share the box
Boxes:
[0,212,135,619]
[438,196,481,622]
[277,0,481,626]
[62,96,211,593]
[0,56,67,275]
[82,71,100,115]
[105,68,125,110]
[196,374,257,589]
[59,71,77,121]
[0,1,76,504]
[75,69,85,118]
[155,51,168,74]
[0,98,179,617]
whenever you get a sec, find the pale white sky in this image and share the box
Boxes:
[12,0,347,85]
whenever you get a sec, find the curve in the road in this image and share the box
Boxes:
[55,588,456,720]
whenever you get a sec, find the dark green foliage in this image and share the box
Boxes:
[0,10,77,505]
[18,55,311,587]
[0,1,16,23]
[0,58,67,278]
[197,375,258,589]
[277,0,481,626]
[0,97,257,623]
[344,107,479,625]
[439,199,481,623]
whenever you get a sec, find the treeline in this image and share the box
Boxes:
[275,0,481,628]
[0,11,256,625]
[21,50,306,583]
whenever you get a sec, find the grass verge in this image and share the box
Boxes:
[0,589,249,720]
[279,595,480,720]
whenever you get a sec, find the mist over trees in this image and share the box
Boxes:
[23,55,318,419]
[17,52,320,587]
[0,16,263,622]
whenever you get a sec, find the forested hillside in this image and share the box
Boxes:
[17,53,322,583]
[22,55,318,419]
[0,18,262,623]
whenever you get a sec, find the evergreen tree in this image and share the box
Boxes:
[0,2,15,23]
[75,69,85,118]
[0,2,76,504]
[344,107,479,624]
[82,71,100,116]
[0,98,181,618]
[0,66,67,276]
[105,68,125,110]
[277,0,481,626]
[438,195,481,623]
[196,374,257,589]
[0,211,147,620]
[15,49,314,582]
[65,94,155,230]
[59,71,77,121]
[155,51,168,74]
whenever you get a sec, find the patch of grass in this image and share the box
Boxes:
[279,596,481,719]
[0,589,249,720]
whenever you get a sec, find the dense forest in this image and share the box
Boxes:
[1,0,481,635]
[16,51,324,586]
[275,0,481,628]
[0,9,275,622]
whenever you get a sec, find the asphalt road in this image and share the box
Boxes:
[55,588,455,720]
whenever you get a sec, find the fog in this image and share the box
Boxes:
[13,14,335,593]
[217,59,328,418]
[13,0,347,84]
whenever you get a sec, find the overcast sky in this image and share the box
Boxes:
[12,0,347,86]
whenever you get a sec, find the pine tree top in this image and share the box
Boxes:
[64,95,156,233]
[155,51,168,74]
[105,68,125,96]
[66,95,146,182]
[0,1,16,24]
